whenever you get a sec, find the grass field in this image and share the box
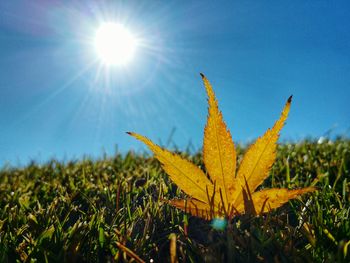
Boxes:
[0,139,349,262]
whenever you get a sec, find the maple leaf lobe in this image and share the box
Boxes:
[201,74,237,207]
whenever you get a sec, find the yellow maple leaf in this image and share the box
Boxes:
[128,74,315,220]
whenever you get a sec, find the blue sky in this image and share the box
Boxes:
[1,1,349,166]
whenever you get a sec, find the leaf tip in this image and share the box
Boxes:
[305,186,317,193]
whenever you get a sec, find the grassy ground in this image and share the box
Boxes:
[0,139,349,262]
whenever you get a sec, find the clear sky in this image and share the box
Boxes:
[1,1,349,166]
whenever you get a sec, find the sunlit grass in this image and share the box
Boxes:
[0,139,349,262]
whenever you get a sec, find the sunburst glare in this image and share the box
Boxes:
[94,22,137,66]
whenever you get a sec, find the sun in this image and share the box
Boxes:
[94,22,137,66]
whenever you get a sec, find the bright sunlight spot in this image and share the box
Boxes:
[94,22,137,66]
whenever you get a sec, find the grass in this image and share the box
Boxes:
[0,139,349,262]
